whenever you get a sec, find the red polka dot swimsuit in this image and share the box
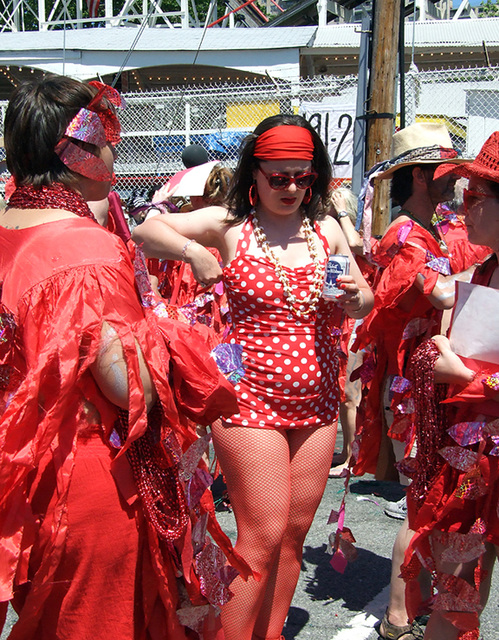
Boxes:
[222,215,344,429]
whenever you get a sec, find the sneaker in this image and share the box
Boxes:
[384,496,407,520]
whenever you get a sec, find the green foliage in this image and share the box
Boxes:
[479,0,499,16]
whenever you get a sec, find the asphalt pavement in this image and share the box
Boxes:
[215,468,499,640]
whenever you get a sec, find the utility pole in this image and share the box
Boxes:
[366,0,402,236]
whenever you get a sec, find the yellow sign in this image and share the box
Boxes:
[226,101,280,128]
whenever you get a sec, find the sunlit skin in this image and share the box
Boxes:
[253,159,312,220]
[462,177,499,250]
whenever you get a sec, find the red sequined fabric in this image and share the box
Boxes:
[7,183,97,222]
[408,339,449,507]
[115,404,189,541]
[88,80,123,145]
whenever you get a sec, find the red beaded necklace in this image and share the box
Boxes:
[7,183,98,223]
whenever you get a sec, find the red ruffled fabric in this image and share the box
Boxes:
[403,254,499,638]
[154,248,230,343]
[353,220,445,477]
[0,218,249,640]
[338,253,376,402]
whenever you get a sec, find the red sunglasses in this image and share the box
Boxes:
[463,188,497,211]
[258,167,318,191]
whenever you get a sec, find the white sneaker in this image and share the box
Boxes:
[384,496,407,520]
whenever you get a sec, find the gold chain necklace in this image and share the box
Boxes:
[251,211,326,318]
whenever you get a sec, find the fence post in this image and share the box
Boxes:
[185,99,191,147]
[405,63,419,126]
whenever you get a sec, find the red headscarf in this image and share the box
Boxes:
[254,125,315,161]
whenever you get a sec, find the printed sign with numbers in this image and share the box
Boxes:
[299,103,355,179]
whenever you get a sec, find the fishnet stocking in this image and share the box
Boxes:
[212,420,337,640]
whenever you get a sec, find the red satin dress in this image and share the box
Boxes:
[0,218,246,640]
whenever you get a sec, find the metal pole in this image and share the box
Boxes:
[351,5,372,196]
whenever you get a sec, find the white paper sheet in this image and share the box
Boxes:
[449,281,499,365]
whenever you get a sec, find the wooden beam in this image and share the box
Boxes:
[366,0,401,236]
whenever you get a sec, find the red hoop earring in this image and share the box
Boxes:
[249,183,258,207]
[302,187,312,204]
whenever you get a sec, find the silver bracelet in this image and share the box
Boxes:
[181,238,196,261]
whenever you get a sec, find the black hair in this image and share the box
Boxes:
[226,114,332,223]
[4,74,98,188]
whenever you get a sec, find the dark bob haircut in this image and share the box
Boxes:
[4,74,99,188]
[226,114,332,223]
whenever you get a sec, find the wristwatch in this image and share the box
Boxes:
[337,210,349,219]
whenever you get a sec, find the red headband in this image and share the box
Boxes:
[55,81,125,182]
[254,125,315,161]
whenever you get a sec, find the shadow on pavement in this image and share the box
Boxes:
[283,606,310,639]
[349,479,406,503]
[301,543,391,611]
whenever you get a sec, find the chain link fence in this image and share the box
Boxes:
[0,66,498,200]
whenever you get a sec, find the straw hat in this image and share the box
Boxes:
[434,130,499,184]
[376,122,469,180]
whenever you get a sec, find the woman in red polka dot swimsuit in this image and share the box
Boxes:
[133,115,374,640]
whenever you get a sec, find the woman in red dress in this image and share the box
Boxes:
[133,114,374,640]
[403,131,499,639]
[0,75,245,640]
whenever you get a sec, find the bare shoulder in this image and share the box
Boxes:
[315,214,344,251]
[0,207,78,230]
